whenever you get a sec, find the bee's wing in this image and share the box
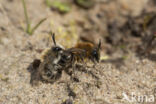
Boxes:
[67,48,86,62]
[67,48,86,54]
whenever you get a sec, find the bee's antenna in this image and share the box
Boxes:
[98,39,101,50]
[50,32,56,46]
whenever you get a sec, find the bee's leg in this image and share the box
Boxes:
[72,62,76,75]
[93,62,97,68]
[90,58,97,68]
[93,61,96,68]
[70,58,79,82]
[80,55,86,67]
[71,64,79,82]
[70,58,75,76]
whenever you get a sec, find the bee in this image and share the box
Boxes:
[31,32,101,85]
[31,33,65,85]
[58,40,101,68]
[75,40,101,63]
[58,48,86,67]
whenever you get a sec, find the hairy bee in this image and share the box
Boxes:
[75,40,101,63]
[31,32,101,85]
[58,40,101,68]
[58,48,86,67]
[32,33,65,85]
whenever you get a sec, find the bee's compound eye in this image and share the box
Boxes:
[92,49,100,62]
[53,47,62,51]
[92,50,99,58]
[93,51,97,55]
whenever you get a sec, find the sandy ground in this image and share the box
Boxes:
[0,0,155,104]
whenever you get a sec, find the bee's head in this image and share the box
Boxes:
[52,46,62,52]
[92,40,101,63]
[50,32,66,65]
[51,32,64,53]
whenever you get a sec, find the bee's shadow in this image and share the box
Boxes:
[27,59,41,85]
[64,64,99,82]
[27,59,63,86]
